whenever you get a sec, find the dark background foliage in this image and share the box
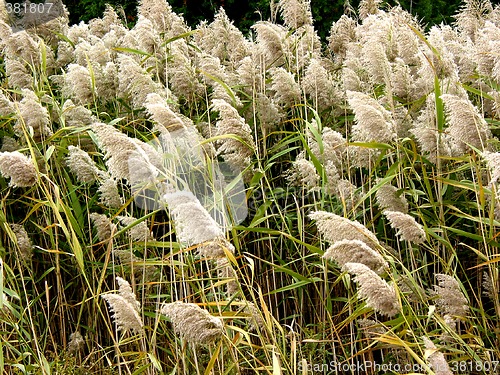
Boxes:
[62,0,475,41]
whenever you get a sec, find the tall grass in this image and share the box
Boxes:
[0,0,500,373]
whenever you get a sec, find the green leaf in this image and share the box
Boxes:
[266,278,322,295]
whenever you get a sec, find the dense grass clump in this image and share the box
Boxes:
[0,0,500,373]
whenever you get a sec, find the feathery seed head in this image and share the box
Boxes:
[287,153,320,192]
[455,0,493,41]
[117,54,174,110]
[14,89,52,140]
[102,277,143,333]
[359,0,383,20]
[410,95,452,163]
[361,39,391,85]
[0,6,9,26]
[91,122,162,184]
[145,93,186,132]
[482,151,500,184]
[216,258,239,297]
[383,210,426,244]
[61,100,95,127]
[441,93,491,155]
[66,21,91,44]
[255,93,282,130]
[66,146,100,183]
[9,224,33,261]
[91,123,135,181]
[62,64,94,105]
[277,0,313,29]
[303,58,342,110]
[196,8,249,67]
[211,99,254,172]
[431,274,469,319]
[323,239,388,275]
[241,301,265,332]
[160,301,223,345]
[138,0,188,36]
[328,15,357,60]
[0,137,20,153]
[252,21,287,67]
[307,126,347,169]
[270,67,302,107]
[482,271,497,299]
[375,183,409,213]
[88,5,122,38]
[0,91,15,117]
[128,16,160,55]
[117,216,154,242]
[309,211,380,251]
[73,37,111,67]
[163,190,234,258]
[422,337,454,375]
[358,318,386,340]
[94,62,118,102]
[67,332,84,354]
[97,178,123,209]
[0,151,38,187]
[5,30,41,67]
[90,213,116,243]
[342,262,399,316]
[347,90,397,144]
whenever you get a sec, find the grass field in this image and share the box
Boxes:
[0,0,500,373]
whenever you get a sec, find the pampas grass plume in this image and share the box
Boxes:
[67,332,84,354]
[97,177,123,208]
[145,93,185,132]
[270,67,302,107]
[482,151,500,183]
[163,190,234,258]
[66,146,100,183]
[277,0,313,29]
[309,211,381,251]
[383,210,426,244]
[0,91,15,117]
[91,122,162,184]
[118,216,154,242]
[101,277,143,333]
[160,301,223,345]
[422,336,454,375]
[287,154,320,192]
[346,90,396,144]
[10,224,33,260]
[211,98,254,171]
[241,301,265,332]
[323,239,388,275]
[0,151,38,187]
[431,274,469,319]
[375,183,409,213]
[0,137,20,153]
[441,93,491,154]
[342,262,399,316]
[359,0,382,19]
[14,89,52,139]
[63,64,94,105]
[328,15,356,58]
[482,271,497,299]
[216,257,239,297]
[252,21,286,67]
[90,213,116,243]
